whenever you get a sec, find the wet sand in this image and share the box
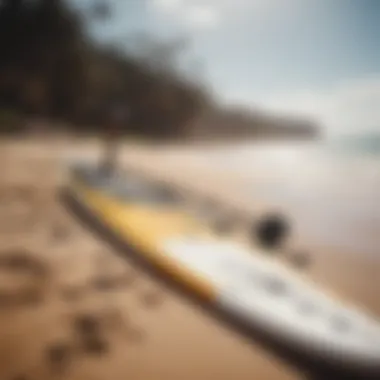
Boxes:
[0,139,379,380]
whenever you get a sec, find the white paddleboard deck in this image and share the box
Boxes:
[64,163,380,374]
[163,237,380,368]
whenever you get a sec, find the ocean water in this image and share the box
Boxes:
[330,133,380,156]
[174,136,380,257]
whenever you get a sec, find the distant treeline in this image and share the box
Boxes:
[0,0,210,139]
[0,0,319,141]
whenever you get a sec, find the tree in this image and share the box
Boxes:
[0,0,211,139]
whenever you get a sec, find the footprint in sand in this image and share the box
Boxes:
[139,288,165,309]
[0,249,50,308]
[45,341,75,375]
[0,249,48,277]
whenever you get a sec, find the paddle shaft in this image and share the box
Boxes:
[100,103,129,174]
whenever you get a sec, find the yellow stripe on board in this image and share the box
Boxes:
[70,180,217,302]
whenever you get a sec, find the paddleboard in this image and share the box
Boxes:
[61,163,380,379]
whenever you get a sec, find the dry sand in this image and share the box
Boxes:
[0,139,379,380]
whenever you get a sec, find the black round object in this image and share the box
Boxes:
[254,213,290,249]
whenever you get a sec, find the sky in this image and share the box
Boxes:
[72,0,380,136]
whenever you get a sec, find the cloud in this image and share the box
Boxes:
[150,0,223,31]
[150,0,303,33]
[151,0,183,13]
[322,77,380,134]
[229,75,380,136]
[185,5,220,29]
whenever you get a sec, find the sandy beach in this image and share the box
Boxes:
[0,138,379,380]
